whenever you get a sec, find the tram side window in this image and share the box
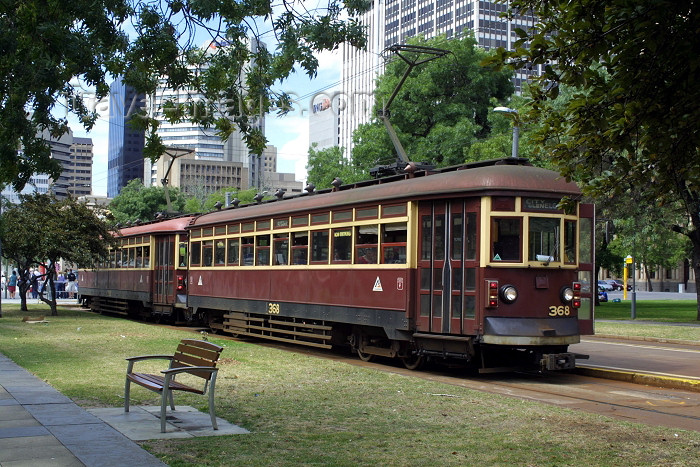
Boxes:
[191,241,202,266]
[178,243,187,267]
[273,233,289,265]
[128,248,135,267]
[135,246,143,268]
[381,223,407,264]
[227,239,239,266]
[215,240,226,265]
[528,217,560,262]
[332,229,352,263]
[202,240,214,267]
[143,245,150,268]
[110,250,116,268]
[256,235,270,266]
[491,217,522,262]
[292,232,309,265]
[311,230,329,263]
[241,237,254,265]
[564,220,577,264]
[355,225,378,264]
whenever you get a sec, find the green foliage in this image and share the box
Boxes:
[306,145,366,189]
[0,0,370,191]
[351,35,514,172]
[198,187,260,212]
[0,193,115,313]
[491,0,700,318]
[109,179,186,224]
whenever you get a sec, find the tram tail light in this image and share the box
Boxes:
[486,280,499,308]
[177,275,186,292]
[572,282,581,308]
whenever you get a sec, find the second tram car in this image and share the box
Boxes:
[80,158,594,372]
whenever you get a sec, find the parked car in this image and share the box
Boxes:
[597,280,613,291]
[605,279,626,291]
[597,286,608,303]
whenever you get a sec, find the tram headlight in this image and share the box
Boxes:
[499,285,518,304]
[560,286,575,303]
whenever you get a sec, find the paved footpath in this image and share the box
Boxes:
[0,354,166,467]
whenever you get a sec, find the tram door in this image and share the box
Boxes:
[417,199,480,334]
[153,235,175,304]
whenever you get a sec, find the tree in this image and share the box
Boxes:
[109,179,186,224]
[1,0,370,191]
[306,144,366,189]
[0,193,114,314]
[198,187,260,212]
[490,1,700,319]
[351,35,514,172]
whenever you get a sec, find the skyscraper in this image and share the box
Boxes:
[107,77,146,198]
[144,38,264,191]
[338,0,537,152]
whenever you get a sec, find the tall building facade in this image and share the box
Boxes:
[107,77,146,198]
[2,129,92,202]
[308,93,343,151]
[68,137,93,198]
[145,38,264,190]
[338,0,537,152]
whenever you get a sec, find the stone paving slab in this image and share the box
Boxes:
[89,405,250,441]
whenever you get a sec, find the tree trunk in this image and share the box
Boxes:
[644,264,653,292]
[693,244,700,321]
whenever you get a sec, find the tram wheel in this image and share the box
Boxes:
[402,354,424,370]
[357,349,374,362]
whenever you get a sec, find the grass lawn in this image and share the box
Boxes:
[595,300,699,322]
[594,300,700,341]
[1,304,699,466]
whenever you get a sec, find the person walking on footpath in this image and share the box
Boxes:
[7,270,18,299]
[66,269,77,299]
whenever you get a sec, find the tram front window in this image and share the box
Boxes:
[491,217,521,261]
[528,217,560,262]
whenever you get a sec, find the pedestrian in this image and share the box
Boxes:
[56,271,66,299]
[8,270,17,299]
[66,269,77,299]
[31,269,40,300]
[1,273,5,298]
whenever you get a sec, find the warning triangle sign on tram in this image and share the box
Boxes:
[493,254,502,261]
[373,276,383,292]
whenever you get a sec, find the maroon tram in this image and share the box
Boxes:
[80,158,595,372]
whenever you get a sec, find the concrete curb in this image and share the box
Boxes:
[589,334,700,347]
[575,366,700,393]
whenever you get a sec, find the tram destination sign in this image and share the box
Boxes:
[523,198,562,212]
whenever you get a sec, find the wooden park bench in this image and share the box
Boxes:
[124,339,224,432]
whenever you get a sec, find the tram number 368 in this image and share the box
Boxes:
[548,306,571,317]
[268,303,281,314]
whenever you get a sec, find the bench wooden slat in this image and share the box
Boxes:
[127,372,204,394]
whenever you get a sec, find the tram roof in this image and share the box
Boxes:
[191,163,581,228]
[117,216,195,237]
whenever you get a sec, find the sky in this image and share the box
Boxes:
[71,49,344,197]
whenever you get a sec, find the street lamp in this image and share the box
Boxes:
[494,106,520,158]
